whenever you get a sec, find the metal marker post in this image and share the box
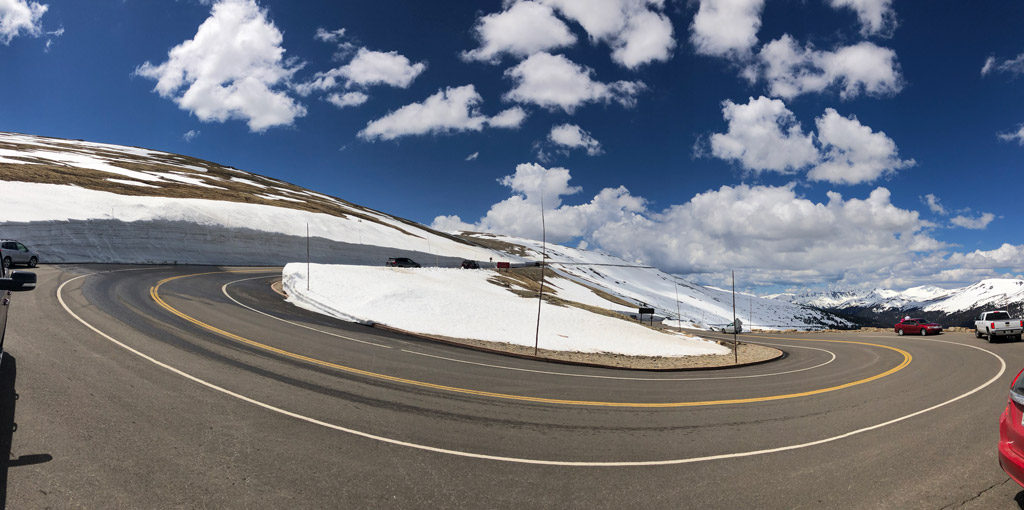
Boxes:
[306,222,310,291]
[534,191,546,357]
[675,280,682,330]
[732,270,737,364]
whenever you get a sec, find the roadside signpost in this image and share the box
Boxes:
[638,306,655,326]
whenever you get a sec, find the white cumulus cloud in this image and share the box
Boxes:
[314,27,346,43]
[709,98,912,185]
[462,1,576,63]
[296,48,425,95]
[488,106,529,128]
[326,91,368,108]
[432,162,644,242]
[689,0,764,58]
[0,0,47,44]
[950,213,996,230]
[809,108,914,184]
[709,96,818,173]
[921,193,946,215]
[548,123,603,155]
[999,126,1024,145]
[358,85,526,141]
[539,0,676,68]
[429,163,1015,289]
[756,35,902,100]
[829,0,896,37]
[503,52,645,113]
[135,0,306,132]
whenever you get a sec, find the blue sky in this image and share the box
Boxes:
[2,0,1023,292]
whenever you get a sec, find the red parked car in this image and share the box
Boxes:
[999,368,1024,487]
[894,317,943,336]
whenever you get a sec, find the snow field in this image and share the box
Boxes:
[282,264,731,357]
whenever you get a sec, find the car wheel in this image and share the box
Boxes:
[975,330,982,338]
[921,329,927,336]
[28,257,36,268]
[1,257,10,269]
[987,331,994,343]
[897,329,904,336]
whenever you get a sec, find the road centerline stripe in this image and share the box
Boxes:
[152,270,912,408]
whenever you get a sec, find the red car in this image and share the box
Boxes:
[894,317,943,336]
[999,368,1024,486]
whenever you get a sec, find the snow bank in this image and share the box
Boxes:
[282,264,730,357]
[0,181,507,264]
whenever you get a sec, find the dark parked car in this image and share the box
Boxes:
[460,260,479,269]
[386,257,420,268]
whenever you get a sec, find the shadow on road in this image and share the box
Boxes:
[0,354,51,509]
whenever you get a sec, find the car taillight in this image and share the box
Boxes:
[992,322,996,329]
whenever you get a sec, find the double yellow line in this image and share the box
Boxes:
[150,271,912,408]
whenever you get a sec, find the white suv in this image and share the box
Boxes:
[0,240,38,269]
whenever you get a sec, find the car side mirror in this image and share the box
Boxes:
[0,271,36,292]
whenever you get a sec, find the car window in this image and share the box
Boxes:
[1013,371,1024,397]
[1,242,14,250]
[16,243,26,251]
[990,312,1011,320]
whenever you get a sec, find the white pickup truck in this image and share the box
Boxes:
[975,311,1023,342]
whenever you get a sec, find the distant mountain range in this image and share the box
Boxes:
[768,279,1024,327]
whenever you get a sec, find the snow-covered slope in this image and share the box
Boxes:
[462,233,852,331]
[0,132,509,265]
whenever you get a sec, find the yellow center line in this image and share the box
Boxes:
[150,270,913,408]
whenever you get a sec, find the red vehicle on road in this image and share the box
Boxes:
[1000,368,1024,486]
[894,317,943,336]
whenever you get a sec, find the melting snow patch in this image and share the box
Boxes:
[106,178,159,188]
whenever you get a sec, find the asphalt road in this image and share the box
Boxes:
[1,264,1022,508]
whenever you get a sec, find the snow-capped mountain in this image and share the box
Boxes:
[779,286,956,311]
[923,279,1024,314]
[777,280,1023,315]
[0,131,850,331]
[773,279,1024,328]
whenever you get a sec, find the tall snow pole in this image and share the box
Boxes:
[732,270,738,364]
[306,222,310,292]
[534,184,546,357]
[674,279,682,330]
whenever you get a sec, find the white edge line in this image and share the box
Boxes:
[221,275,391,349]
[57,271,1008,467]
